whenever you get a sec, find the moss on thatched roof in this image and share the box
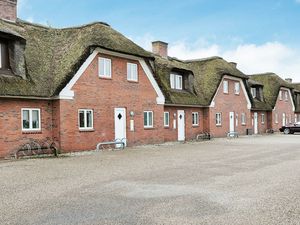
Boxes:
[247,79,272,111]
[249,73,294,109]
[153,55,249,106]
[0,19,152,97]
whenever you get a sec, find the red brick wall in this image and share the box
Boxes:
[58,53,164,152]
[251,111,268,134]
[163,106,204,142]
[271,88,295,131]
[0,0,17,21]
[209,78,251,137]
[0,99,53,158]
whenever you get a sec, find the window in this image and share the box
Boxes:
[223,80,229,94]
[295,114,297,123]
[170,74,183,90]
[78,109,93,130]
[234,82,240,95]
[241,113,246,125]
[192,112,199,126]
[289,114,292,124]
[127,63,138,81]
[22,108,41,131]
[261,114,265,124]
[275,113,278,124]
[285,91,288,101]
[164,112,169,127]
[216,113,222,126]
[144,111,153,128]
[251,88,257,98]
[279,90,282,100]
[98,57,111,78]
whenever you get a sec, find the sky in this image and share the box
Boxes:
[18,0,300,81]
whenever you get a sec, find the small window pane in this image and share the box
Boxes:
[164,112,169,127]
[86,111,93,128]
[32,110,40,129]
[223,81,228,93]
[99,58,105,76]
[149,112,153,126]
[144,112,148,126]
[22,110,30,129]
[106,59,111,77]
[79,111,85,128]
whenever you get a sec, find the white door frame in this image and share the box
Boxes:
[229,112,235,133]
[254,112,258,134]
[282,113,286,126]
[177,110,185,141]
[114,108,127,146]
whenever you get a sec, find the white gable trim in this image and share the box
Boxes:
[59,48,165,105]
[209,75,252,110]
[279,87,295,112]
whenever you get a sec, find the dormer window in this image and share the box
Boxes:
[279,90,283,100]
[251,88,257,98]
[284,91,288,101]
[0,40,9,70]
[170,74,182,90]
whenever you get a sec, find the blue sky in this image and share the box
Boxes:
[18,0,300,81]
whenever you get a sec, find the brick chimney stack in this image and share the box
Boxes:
[152,41,168,58]
[0,0,17,22]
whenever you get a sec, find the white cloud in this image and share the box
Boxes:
[133,34,300,82]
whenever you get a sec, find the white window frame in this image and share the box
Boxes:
[223,80,229,94]
[164,112,170,127]
[216,113,222,126]
[78,109,94,130]
[144,111,153,128]
[21,108,41,131]
[285,91,288,101]
[127,63,138,82]
[279,90,282,100]
[275,113,278,124]
[241,113,246,125]
[170,74,183,90]
[251,88,257,98]
[192,112,199,126]
[98,57,112,78]
[234,82,240,95]
[289,114,292,124]
[261,113,265,124]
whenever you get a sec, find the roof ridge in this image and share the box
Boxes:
[184,56,222,63]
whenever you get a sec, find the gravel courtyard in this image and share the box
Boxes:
[1,134,300,225]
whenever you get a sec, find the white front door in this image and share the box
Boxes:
[114,108,126,146]
[177,110,185,141]
[229,112,235,133]
[254,112,258,134]
[282,113,286,126]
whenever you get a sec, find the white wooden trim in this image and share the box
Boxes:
[210,75,252,110]
[59,48,165,105]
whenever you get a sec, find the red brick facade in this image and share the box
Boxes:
[270,88,295,131]
[0,0,17,21]
[163,106,204,142]
[208,77,251,137]
[0,99,53,158]
[251,111,268,134]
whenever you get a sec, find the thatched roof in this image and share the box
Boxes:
[0,19,152,97]
[153,55,249,106]
[249,73,294,109]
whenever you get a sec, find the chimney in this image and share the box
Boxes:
[285,78,293,83]
[0,0,17,22]
[230,62,237,68]
[152,41,168,58]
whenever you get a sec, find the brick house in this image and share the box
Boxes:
[250,73,296,132]
[0,1,167,158]
[247,79,272,134]
[152,42,253,139]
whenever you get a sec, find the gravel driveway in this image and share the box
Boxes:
[1,134,300,225]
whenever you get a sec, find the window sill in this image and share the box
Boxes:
[99,76,112,80]
[144,127,154,130]
[164,126,170,129]
[22,130,42,134]
[241,123,246,126]
[216,124,222,127]
[235,93,240,95]
[192,125,199,127]
[127,80,138,83]
[223,92,229,95]
[79,129,95,132]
